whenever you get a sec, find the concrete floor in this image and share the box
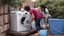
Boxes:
[3,28,64,36]
[29,29,64,36]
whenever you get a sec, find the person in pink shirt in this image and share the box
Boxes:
[24,6,42,30]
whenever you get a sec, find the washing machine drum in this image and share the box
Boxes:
[20,12,31,27]
[21,17,26,25]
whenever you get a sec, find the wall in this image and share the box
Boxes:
[0,5,9,35]
[22,0,34,8]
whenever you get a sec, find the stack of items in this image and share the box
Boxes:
[0,5,10,36]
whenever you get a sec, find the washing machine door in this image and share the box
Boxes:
[20,12,31,27]
[19,12,31,31]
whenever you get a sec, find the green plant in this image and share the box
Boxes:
[36,0,47,7]
[8,0,25,7]
[0,0,3,5]
[2,0,8,5]
[36,0,64,18]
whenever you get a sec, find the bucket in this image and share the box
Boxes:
[48,18,64,34]
[40,30,47,36]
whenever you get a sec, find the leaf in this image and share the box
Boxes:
[8,0,25,7]
[36,0,64,18]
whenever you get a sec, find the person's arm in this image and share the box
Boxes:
[30,11,35,23]
[31,13,35,22]
[29,12,35,29]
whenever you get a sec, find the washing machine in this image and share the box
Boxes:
[10,11,31,32]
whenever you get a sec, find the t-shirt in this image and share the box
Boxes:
[30,8,42,19]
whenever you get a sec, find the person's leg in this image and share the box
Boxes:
[35,19,39,30]
[35,18,41,30]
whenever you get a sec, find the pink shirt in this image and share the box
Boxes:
[30,8,42,19]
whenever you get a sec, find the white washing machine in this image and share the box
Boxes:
[10,11,31,32]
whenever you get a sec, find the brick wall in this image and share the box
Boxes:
[22,0,34,8]
[0,5,9,33]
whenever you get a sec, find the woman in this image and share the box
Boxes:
[36,4,50,28]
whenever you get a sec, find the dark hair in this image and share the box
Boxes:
[40,5,47,8]
[24,6,30,11]
[40,4,47,14]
